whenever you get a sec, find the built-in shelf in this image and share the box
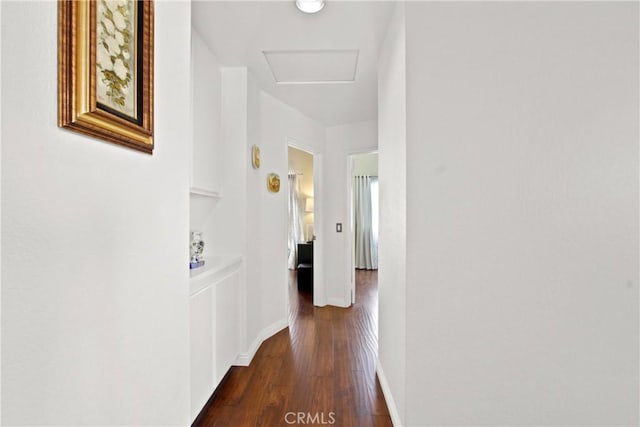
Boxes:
[189,255,242,296]
[189,187,222,199]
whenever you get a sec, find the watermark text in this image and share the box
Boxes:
[284,411,336,425]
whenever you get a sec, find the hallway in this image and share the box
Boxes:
[193,271,391,426]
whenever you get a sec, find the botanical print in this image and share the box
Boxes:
[96,0,136,118]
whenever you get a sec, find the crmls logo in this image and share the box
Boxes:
[284,411,336,425]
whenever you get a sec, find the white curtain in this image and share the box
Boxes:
[354,176,379,270]
[288,173,305,269]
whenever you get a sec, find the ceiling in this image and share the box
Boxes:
[191,1,395,126]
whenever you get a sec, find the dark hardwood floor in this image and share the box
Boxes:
[193,269,392,427]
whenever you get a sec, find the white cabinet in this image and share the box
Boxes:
[190,29,222,197]
[215,269,240,384]
[189,285,215,420]
[189,257,242,422]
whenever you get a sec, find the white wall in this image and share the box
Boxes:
[324,120,378,306]
[376,2,407,425]
[1,1,192,425]
[198,64,325,363]
[190,28,223,261]
[0,0,3,419]
[403,3,639,425]
[352,153,378,177]
[212,68,325,356]
[191,28,222,194]
[252,86,325,328]
[207,68,248,259]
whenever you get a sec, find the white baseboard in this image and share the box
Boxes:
[235,317,288,366]
[376,360,402,427]
[313,296,327,307]
[327,297,350,308]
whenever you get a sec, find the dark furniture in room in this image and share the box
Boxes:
[297,242,313,292]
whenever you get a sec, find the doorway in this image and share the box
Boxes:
[347,152,379,305]
[287,142,323,308]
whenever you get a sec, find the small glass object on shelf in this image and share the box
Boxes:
[190,231,205,269]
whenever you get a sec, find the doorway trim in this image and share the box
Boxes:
[345,149,378,306]
[287,137,326,307]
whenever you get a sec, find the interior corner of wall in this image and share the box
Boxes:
[376,359,404,427]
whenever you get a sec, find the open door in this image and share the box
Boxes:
[347,152,379,306]
[287,140,324,308]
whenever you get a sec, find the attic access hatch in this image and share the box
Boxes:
[263,49,359,84]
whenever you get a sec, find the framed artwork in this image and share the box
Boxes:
[267,173,281,193]
[58,0,154,154]
[252,145,261,169]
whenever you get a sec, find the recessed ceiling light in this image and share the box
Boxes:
[296,0,325,14]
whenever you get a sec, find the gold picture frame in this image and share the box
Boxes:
[58,0,154,154]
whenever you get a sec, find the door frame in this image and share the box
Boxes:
[345,149,378,306]
[287,137,325,307]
